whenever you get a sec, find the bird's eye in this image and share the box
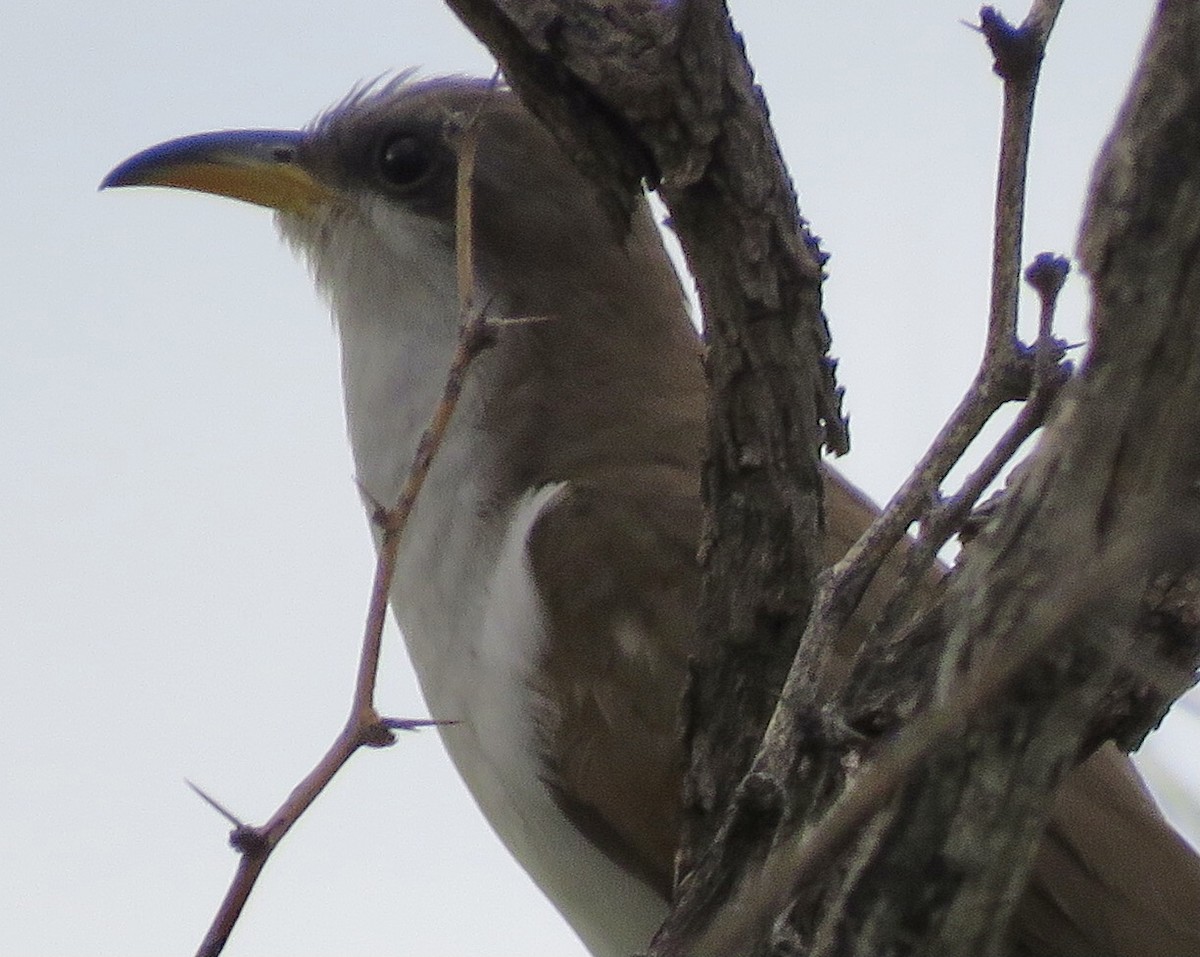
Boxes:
[376,133,433,189]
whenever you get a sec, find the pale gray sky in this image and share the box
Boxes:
[4,2,1194,956]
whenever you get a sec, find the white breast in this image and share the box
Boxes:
[401,482,668,957]
[280,199,667,955]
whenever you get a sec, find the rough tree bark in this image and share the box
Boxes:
[442,1,1200,955]
[441,0,845,888]
[800,9,1200,951]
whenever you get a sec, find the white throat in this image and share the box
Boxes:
[280,196,465,506]
[278,195,509,693]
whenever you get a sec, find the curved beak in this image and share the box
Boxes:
[100,129,332,215]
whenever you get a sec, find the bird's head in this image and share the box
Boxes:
[101,75,660,332]
[102,75,700,507]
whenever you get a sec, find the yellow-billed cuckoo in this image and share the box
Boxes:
[102,76,1200,956]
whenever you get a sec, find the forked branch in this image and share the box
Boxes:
[655,4,1071,954]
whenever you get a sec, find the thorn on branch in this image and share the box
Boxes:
[1015,336,1072,389]
[357,715,456,748]
[379,717,460,731]
[978,7,1043,82]
[185,780,272,859]
[354,479,388,529]
[486,313,555,328]
[186,779,246,829]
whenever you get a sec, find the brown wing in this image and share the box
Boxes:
[529,462,1200,954]
[522,466,912,898]
[526,471,703,899]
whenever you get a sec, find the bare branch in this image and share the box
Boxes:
[754,5,1072,726]
[682,531,1148,957]
[195,104,497,957]
[754,3,1200,953]
[981,1,1062,358]
[882,254,1072,629]
[657,4,1073,954]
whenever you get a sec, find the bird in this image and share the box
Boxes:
[103,75,1200,956]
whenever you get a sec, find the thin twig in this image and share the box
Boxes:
[195,101,495,957]
[881,254,1072,628]
[982,2,1060,358]
[711,535,1144,947]
[784,2,1067,704]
